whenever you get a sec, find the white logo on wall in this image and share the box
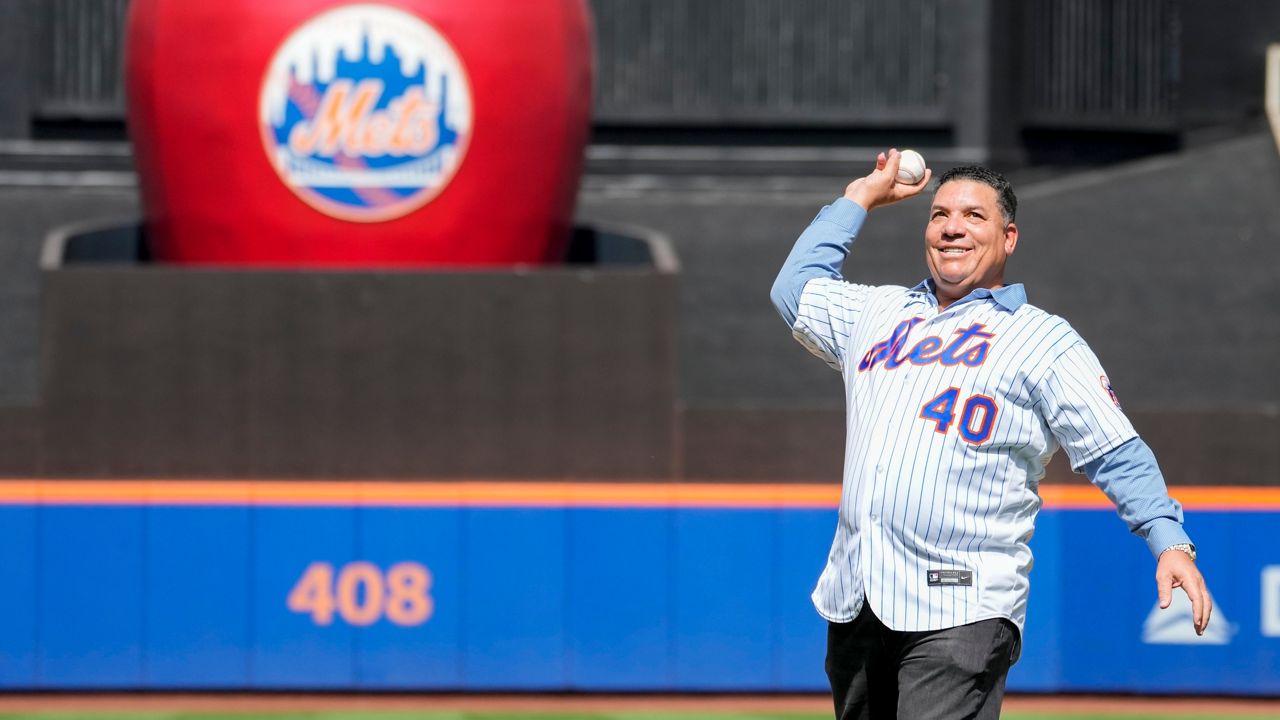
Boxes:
[1142,589,1234,645]
[1263,565,1280,637]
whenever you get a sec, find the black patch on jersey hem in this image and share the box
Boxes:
[926,569,973,587]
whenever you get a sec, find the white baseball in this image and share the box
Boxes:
[896,149,926,185]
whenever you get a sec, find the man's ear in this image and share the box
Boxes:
[1004,222,1018,255]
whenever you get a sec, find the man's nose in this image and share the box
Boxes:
[943,216,964,236]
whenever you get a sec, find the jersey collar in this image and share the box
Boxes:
[910,279,1027,312]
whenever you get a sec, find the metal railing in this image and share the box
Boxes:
[36,0,129,119]
[589,0,947,125]
[16,0,1184,132]
[1021,0,1180,129]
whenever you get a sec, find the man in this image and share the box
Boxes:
[769,150,1211,720]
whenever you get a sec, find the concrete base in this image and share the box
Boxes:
[35,222,679,478]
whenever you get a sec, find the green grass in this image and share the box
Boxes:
[0,712,1273,720]
[1004,716,1275,720]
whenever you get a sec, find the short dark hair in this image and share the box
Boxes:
[935,165,1017,225]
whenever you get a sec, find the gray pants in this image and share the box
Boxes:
[825,607,1021,720]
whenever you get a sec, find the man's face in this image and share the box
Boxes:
[925,179,1018,305]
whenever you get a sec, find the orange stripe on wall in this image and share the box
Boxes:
[1036,485,1280,510]
[0,480,1276,510]
[0,480,842,509]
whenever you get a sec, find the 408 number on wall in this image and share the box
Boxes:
[287,561,433,627]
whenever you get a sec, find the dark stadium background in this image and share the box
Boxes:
[0,0,1274,484]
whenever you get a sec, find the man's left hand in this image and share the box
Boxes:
[1156,548,1211,635]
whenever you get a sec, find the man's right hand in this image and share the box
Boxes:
[844,149,932,212]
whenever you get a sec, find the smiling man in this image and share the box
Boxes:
[770,151,1211,720]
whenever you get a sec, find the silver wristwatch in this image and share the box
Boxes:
[1161,543,1197,561]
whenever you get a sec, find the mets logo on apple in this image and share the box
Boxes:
[259,4,473,222]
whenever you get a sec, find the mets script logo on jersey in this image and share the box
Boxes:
[259,4,473,222]
[858,318,995,372]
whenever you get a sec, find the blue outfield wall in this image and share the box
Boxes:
[0,502,1277,693]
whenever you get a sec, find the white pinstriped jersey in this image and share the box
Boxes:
[793,277,1137,632]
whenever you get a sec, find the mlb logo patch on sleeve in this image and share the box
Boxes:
[927,569,973,587]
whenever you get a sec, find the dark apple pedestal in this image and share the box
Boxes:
[38,220,679,479]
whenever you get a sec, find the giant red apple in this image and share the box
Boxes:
[126,0,592,266]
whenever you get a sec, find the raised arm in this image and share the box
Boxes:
[770,150,933,326]
[768,198,865,328]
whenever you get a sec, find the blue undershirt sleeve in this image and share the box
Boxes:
[1081,436,1192,558]
[769,197,867,327]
